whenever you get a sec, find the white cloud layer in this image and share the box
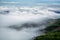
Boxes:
[0,6,60,40]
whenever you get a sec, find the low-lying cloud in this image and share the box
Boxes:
[0,6,60,40]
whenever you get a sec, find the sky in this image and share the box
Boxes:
[0,0,60,6]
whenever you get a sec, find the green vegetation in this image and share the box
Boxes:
[34,31,60,40]
[45,19,60,32]
[34,19,60,40]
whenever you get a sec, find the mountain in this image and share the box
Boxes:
[34,19,60,40]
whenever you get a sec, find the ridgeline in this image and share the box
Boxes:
[34,19,60,40]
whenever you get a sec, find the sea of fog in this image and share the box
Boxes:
[0,5,60,40]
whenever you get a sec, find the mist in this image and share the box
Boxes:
[0,6,60,40]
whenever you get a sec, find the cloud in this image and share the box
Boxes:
[0,6,60,40]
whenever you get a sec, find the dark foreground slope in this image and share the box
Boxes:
[34,19,60,40]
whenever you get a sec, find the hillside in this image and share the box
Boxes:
[34,19,60,40]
